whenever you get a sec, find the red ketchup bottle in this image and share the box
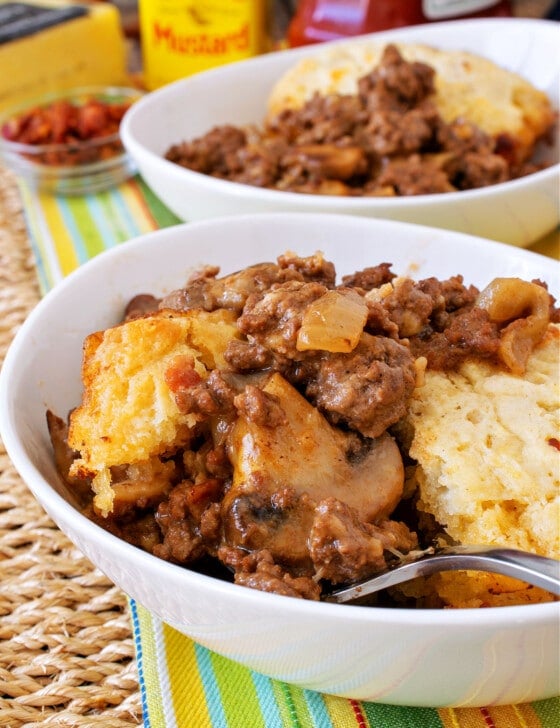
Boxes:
[287,0,512,47]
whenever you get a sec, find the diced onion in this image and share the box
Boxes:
[477,277,549,323]
[296,290,368,353]
[477,277,550,374]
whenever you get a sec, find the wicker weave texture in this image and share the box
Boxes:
[0,168,142,727]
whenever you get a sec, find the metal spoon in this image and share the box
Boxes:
[322,545,560,604]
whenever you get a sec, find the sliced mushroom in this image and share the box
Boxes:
[222,372,404,567]
[284,144,367,180]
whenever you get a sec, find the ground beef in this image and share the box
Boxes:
[224,338,274,371]
[341,262,395,291]
[410,307,501,370]
[357,44,435,111]
[309,498,418,584]
[364,107,438,157]
[305,333,417,438]
[166,124,247,176]
[455,151,509,189]
[164,44,542,196]
[237,280,329,358]
[124,294,160,320]
[233,385,287,428]
[170,368,237,417]
[220,548,322,600]
[429,275,479,312]
[378,277,438,336]
[161,262,305,313]
[374,154,454,195]
[368,273,488,367]
[270,93,366,146]
[369,275,505,370]
[154,479,224,564]
[364,300,400,339]
[278,251,337,286]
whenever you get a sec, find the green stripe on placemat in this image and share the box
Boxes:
[135,175,183,229]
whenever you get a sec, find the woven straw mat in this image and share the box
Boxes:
[0,166,142,727]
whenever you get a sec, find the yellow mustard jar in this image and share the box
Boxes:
[139,0,266,90]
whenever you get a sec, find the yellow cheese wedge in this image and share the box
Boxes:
[0,0,129,111]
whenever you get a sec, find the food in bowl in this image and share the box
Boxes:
[395,315,560,608]
[164,43,555,197]
[1,92,132,166]
[266,40,554,166]
[47,249,559,608]
[119,19,559,247]
[0,86,141,194]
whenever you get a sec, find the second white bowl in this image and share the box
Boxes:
[121,18,559,247]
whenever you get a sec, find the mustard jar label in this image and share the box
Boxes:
[140,0,265,89]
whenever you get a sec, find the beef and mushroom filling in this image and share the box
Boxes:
[48,251,559,602]
[164,45,552,197]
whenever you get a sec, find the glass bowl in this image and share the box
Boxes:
[0,86,143,195]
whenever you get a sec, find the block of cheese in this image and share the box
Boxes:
[0,0,129,111]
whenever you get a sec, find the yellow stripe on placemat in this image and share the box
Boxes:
[529,227,560,260]
[35,192,81,277]
[494,704,541,728]
[18,181,77,286]
[163,623,214,727]
[323,693,366,725]
[440,704,545,728]
[133,602,167,727]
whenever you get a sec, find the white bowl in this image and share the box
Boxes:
[1,213,558,708]
[121,18,559,248]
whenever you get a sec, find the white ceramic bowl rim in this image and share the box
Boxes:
[1,211,558,631]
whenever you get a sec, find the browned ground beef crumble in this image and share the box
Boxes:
[164,45,550,197]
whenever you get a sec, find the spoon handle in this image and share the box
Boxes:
[323,546,560,604]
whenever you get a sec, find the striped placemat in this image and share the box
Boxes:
[16,174,560,728]
[131,600,559,728]
[18,175,180,293]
